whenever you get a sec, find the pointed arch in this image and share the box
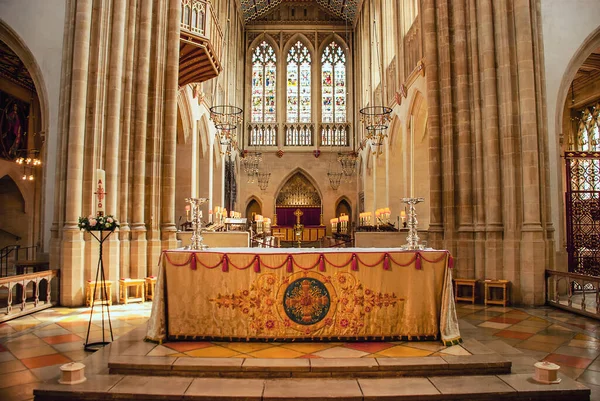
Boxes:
[273,167,323,204]
[284,34,314,124]
[407,90,427,142]
[198,114,211,157]
[177,87,193,145]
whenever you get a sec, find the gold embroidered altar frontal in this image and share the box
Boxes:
[146,248,461,344]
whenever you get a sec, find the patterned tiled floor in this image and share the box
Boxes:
[3,303,600,400]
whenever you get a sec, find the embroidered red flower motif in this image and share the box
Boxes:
[338,276,346,284]
[265,320,275,329]
[340,318,349,327]
[364,289,372,295]
[341,298,349,305]
[284,319,291,327]
[324,317,333,326]
[242,290,249,296]
[242,308,250,314]
[266,276,276,285]
[384,301,389,307]
[265,298,274,306]
[365,306,372,313]
[305,328,311,334]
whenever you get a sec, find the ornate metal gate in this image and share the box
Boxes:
[565,151,600,276]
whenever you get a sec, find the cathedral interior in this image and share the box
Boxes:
[1,0,600,400]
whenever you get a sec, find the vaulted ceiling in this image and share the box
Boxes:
[240,0,360,23]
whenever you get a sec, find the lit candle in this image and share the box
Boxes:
[185,204,191,221]
[95,169,106,216]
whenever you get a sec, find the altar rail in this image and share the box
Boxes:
[546,269,600,320]
[0,270,59,323]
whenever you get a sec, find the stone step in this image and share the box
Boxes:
[33,374,590,400]
[107,354,512,378]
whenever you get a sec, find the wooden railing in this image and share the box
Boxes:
[0,269,59,323]
[180,0,223,61]
[546,269,600,319]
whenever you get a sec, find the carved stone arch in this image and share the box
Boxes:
[282,33,316,59]
[0,171,32,208]
[247,33,280,62]
[387,115,401,149]
[245,195,262,220]
[0,20,49,145]
[317,33,349,59]
[198,114,211,158]
[335,195,353,213]
[274,168,322,206]
[407,90,427,142]
[177,87,193,145]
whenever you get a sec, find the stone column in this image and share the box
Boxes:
[118,0,139,280]
[161,0,181,253]
[514,0,545,304]
[478,0,503,279]
[130,0,153,279]
[421,0,443,248]
[104,0,127,299]
[452,0,475,278]
[61,0,92,306]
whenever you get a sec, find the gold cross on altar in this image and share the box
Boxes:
[294,209,303,225]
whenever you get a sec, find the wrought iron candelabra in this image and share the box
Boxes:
[401,197,425,250]
[185,197,209,250]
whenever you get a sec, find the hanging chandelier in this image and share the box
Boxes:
[359,8,391,151]
[15,149,42,181]
[209,105,243,131]
[256,171,271,191]
[337,151,358,177]
[241,151,262,182]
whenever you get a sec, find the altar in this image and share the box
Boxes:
[146,248,461,344]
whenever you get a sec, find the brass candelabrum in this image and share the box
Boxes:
[401,197,425,250]
[185,197,209,250]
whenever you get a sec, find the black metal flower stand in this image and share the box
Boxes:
[84,229,114,352]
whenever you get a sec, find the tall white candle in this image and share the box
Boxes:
[96,169,106,216]
[410,115,414,198]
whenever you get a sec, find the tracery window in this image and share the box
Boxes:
[576,102,600,151]
[321,42,346,124]
[251,41,277,123]
[250,41,277,146]
[287,41,311,123]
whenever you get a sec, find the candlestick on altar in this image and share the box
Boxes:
[95,169,106,217]
[410,116,414,198]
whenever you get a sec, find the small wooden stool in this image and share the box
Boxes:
[145,276,157,301]
[484,279,510,306]
[454,278,477,304]
[119,278,145,304]
[85,280,112,307]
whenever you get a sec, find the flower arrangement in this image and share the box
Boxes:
[78,214,120,231]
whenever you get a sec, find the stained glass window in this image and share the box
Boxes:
[251,41,276,123]
[287,41,311,123]
[577,102,600,151]
[321,41,346,123]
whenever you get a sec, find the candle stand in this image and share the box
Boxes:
[84,229,114,352]
[401,197,425,250]
[186,197,209,250]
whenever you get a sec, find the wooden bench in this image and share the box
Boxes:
[145,276,157,301]
[454,278,477,304]
[119,278,145,304]
[484,279,510,307]
[85,280,112,307]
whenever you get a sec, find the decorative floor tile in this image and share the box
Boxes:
[493,330,534,340]
[375,345,433,358]
[342,342,395,354]
[247,347,305,359]
[41,333,83,345]
[438,345,471,356]
[543,353,593,369]
[9,345,58,360]
[0,360,27,373]
[163,341,213,353]
[185,346,241,358]
[279,342,336,354]
[477,321,513,330]
[20,353,71,369]
[487,316,524,325]
[312,346,369,358]
[221,342,276,354]
[514,340,560,353]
